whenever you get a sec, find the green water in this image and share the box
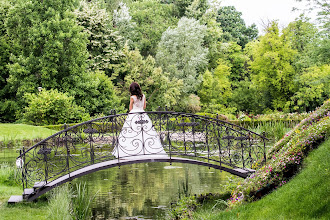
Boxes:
[1,148,233,219]
[73,162,231,219]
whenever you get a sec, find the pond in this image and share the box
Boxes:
[1,147,235,219]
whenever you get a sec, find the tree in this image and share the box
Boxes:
[215,42,249,86]
[75,1,124,76]
[156,17,208,95]
[114,45,183,111]
[5,0,89,99]
[248,21,297,112]
[128,0,179,56]
[112,1,139,51]
[216,6,258,48]
[290,64,330,111]
[198,59,234,113]
[4,0,122,118]
[283,16,319,71]
[184,0,208,19]
[0,0,18,122]
[294,0,330,33]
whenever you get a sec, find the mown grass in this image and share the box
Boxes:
[0,184,49,220]
[192,138,330,220]
[0,123,56,142]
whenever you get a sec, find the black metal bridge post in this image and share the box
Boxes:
[165,106,172,164]
[64,123,71,180]
[205,121,210,167]
[20,148,26,191]
[216,114,222,170]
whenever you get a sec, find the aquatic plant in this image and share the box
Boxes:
[71,182,97,220]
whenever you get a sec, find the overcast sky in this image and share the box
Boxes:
[220,0,318,34]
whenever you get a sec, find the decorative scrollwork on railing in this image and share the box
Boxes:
[16,110,268,189]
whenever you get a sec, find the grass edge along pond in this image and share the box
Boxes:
[0,123,56,142]
[170,99,330,219]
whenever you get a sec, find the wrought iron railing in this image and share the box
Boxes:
[16,111,268,189]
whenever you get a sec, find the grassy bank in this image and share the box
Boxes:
[0,163,49,219]
[0,162,94,220]
[0,124,56,142]
[193,138,330,219]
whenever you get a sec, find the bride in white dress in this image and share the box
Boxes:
[112,82,167,158]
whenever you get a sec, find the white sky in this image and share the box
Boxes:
[220,0,318,34]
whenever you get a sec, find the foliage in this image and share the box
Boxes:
[169,193,231,219]
[156,17,208,95]
[169,195,199,219]
[229,99,330,207]
[184,0,208,20]
[0,1,18,122]
[4,0,91,122]
[22,89,89,126]
[199,60,235,113]
[295,0,330,33]
[0,163,19,186]
[76,71,124,115]
[114,45,183,110]
[71,182,97,220]
[47,184,72,220]
[0,0,328,123]
[128,0,179,56]
[248,21,297,112]
[75,1,124,75]
[290,64,330,111]
[216,6,258,48]
[113,1,138,50]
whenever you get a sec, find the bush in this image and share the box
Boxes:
[22,89,90,125]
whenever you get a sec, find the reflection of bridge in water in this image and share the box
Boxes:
[9,110,268,203]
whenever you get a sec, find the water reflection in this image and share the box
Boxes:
[74,162,230,219]
[0,148,232,219]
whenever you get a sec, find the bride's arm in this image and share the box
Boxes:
[129,96,134,111]
[143,95,146,110]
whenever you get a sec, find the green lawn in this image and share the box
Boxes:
[193,138,330,220]
[0,185,49,220]
[0,124,56,141]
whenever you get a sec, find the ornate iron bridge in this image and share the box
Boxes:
[9,110,268,203]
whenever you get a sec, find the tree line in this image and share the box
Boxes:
[0,0,329,125]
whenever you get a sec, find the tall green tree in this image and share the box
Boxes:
[114,45,183,111]
[75,1,124,76]
[198,59,234,113]
[216,6,258,48]
[295,0,329,33]
[5,0,88,98]
[283,16,319,71]
[156,17,208,95]
[0,0,17,122]
[4,0,122,118]
[248,21,297,112]
[290,64,330,111]
[126,0,179,56]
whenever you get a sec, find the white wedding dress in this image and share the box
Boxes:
[112,95,167,159]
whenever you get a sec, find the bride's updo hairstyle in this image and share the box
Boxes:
[129,82,143,100]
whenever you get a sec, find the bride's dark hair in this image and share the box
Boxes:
[129,82,143,100]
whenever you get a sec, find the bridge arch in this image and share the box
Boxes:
[10,111,268,203]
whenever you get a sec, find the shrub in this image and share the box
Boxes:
[22,89,90,125]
